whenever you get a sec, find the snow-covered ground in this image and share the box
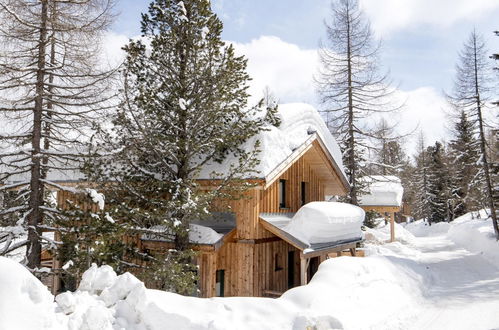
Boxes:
[1,210,498,330]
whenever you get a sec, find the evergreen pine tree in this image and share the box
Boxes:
[426,142,449,224]
[413,133,431,221]
[83,0,278,294]
[448,111,481,217]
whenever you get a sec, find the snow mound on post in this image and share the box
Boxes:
[0,257,62,330]
[283,202,364,244]
[359,175,404,207]
[198,103,347,181]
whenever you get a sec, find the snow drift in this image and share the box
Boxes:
[2,209,499,330]
[0,257,62,330]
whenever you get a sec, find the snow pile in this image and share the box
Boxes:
[446,211,499,267]
[359,176,404,207]
[283,202,364,244]
[0,257,63,330]
[199,103,347,181]
[0,255,425,330]
[3,210,499,330]
[404,219,451,237]
[404,210,499,267]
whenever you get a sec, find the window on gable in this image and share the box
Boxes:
[301,182,307,206]
[279,179,287,209]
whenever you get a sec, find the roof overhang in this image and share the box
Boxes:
[259,213,362,258]
[359,205,402,213]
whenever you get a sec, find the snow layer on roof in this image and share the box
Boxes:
[359,176,404,207]
[143,224,223,245]
[283,202,364,245]
[198,103,346,181]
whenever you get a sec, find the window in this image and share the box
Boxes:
[215,269,225,297]
[301,182,307,206]
[279,179,287,209]
[288,251,295,288]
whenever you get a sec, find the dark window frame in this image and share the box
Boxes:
[301,181,307,206]
[279,179,287,209]
[216,269,225,297]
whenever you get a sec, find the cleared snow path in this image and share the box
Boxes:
[403,235,499,330]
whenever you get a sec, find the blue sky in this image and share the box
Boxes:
[109,0,499,152]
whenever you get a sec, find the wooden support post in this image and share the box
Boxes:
[52,257,61,295]
[300,257,309,286]
[349,247,356,257]
[390,212,395,242]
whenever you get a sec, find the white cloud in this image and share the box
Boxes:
[230,36,318,105]
[100,33,454,156]
[359,0,499,36]
[395,87,451,153]
[231,36,451,156]
[100,31,129,67]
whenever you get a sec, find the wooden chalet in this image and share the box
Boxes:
[4,104,364,298]
[140,104,362,298]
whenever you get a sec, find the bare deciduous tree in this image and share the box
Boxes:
[316,0,402,204]
[448,30,498,239]
[0,0,117,270]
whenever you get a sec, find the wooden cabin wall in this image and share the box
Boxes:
[57,190,101,213]
[260,156,325,214]
[213,239,299,297]
[253,241,299,296]
[198,252,217,298]
[216,241,254,296]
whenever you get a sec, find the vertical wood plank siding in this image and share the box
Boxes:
[212,145,345,297]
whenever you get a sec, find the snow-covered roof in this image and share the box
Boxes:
[260,202,364,253]
[142,224,223,245]
[2,104,347,189]
[141,212,236,246]
[198,103,348,185]
[358,176,404,207]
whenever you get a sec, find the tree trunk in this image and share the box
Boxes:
[472,36,499,239]
[27,0,48,270]
[346,2,357,205]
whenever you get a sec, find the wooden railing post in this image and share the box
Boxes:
[390,212,395,242]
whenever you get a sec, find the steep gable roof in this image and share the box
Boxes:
[198,103,349,190]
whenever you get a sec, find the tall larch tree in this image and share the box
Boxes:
[316,0,401,205]
[448,30,498,238]
[0,0,117,270]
